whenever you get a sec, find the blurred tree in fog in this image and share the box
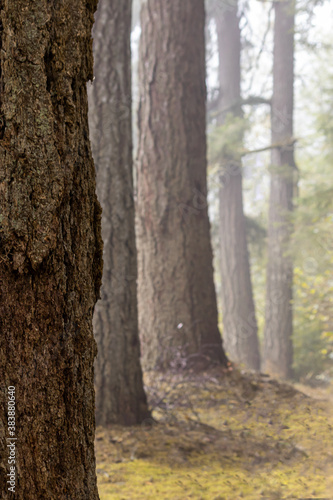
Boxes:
[213,0,261,371]
[263,0,296,379]
[88,0,149,425]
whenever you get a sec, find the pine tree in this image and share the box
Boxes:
[263,0,296,378]
[136,0,228,370]
[0,1,102,497]
[215,0,260,371]
[88,0,149,426]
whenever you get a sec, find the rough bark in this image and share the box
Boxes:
[263,0,295,379]
[216,1,261,371]
[137,0,228,371]
[0,1,102,498]
[88,0,149,426]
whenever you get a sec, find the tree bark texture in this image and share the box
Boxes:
[263,0,295,379]
[137,0,228,371]
[88,0,149,426]
[0,1,102,498]
[216,1,261,371]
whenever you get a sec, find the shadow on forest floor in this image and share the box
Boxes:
[96,368,333,499]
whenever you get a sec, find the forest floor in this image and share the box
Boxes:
[95,368,333,500]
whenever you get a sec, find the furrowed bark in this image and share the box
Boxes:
[88,0,149,426]
[0,1,102,498]
[137,0,228,371]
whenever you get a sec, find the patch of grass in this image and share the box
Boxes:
[96,370,333,499]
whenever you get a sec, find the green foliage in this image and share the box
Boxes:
[208,114,249,166]
[206,3,333,382]
[291,201,333,380]
[293,266,333,381]
[290,69,333,381]
[245,215,267,257]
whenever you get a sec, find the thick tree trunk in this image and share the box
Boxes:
[0,1,102,498]
[216,1,261,371]
[88,0,149,426]
[263,0,295,379]
[137,0,228,371]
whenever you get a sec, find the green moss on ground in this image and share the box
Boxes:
[96,370,333,499]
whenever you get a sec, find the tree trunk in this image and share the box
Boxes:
[88,0,149,426]
[263,0,295,379]
[137,0,228,371]
[0,1,102,498]
[215,1,261,371]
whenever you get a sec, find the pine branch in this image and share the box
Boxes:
[210,95,271,119]
[241,95,272,106]
[241,138,298,157]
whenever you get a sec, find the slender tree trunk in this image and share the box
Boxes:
[263,0,295,379]
[215,1,261,371]
[88,0,149,426]
[136,0,228,371]
[0,1,102,499]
